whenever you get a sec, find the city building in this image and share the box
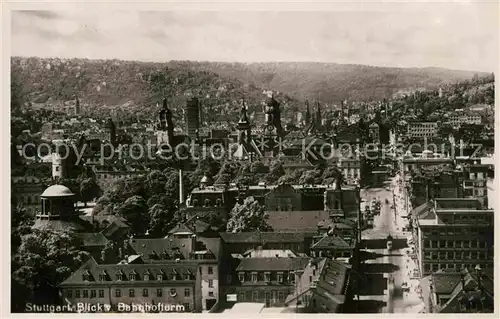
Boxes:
[223,249,309,307]
[185,97,200,142]
[411,198,493,278]
[407,122,439,139]
[419,267,493,313]
[284,258,355,313]
[12,176,45,215]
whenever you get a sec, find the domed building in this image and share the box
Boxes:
[33,184,88,232]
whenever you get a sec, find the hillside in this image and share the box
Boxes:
[10,57,298,124]
[11,57,488,123]
[181,61,488,102]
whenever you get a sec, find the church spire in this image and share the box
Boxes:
[305,99,311,125]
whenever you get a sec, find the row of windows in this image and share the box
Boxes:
[423,251,490,260]
[238,290,286,302]
[423,240,490,249]
[440,215,491,224]
[238,272,295,284]
[423,262,493,273]
[90,272,195,282]
[311,251,351,258]
[67,288,191,299]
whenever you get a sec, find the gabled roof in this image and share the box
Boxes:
[128,238,184,262]
[60,257,198,287]
[311,235,353,249]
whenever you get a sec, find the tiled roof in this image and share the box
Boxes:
[431,272,462,294]
[219,232,314,244]
[128,238,184,262]
[60,257,198,287]
[236,257,310,272]
[266,210,330,232]
[311,235,353,249]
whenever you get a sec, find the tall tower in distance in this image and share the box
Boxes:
[185,97,200,141]
[75,96,80,115]
[104,118,117,147]
[157,97,175,146]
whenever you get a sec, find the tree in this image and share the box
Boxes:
[11,229,89,312]
[116,195,148,235]
[321,165,344,185]
[299,170,318,185]
[145,170,168,196]
[264,160,285,183]
[79,178,100,206]
[147,202,178,237]
[227,196,273,232]
[93,195,114,215]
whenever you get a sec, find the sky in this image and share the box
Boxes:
[10,1,499,72]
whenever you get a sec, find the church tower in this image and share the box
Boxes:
[305,99,311,126]
[237,102,252,146]
[157,97,174,146]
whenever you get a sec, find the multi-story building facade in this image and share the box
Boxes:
[224,250,309,307]
[460,164,489,209]
[408,122,439,139]
[59,258,198,312]
[412,198,493,277]
[11,176,45,215]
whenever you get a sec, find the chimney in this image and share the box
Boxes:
[179,169,184,204]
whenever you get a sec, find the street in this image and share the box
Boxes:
[355,176,425,313]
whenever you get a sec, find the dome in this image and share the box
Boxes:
[41,185,75,198]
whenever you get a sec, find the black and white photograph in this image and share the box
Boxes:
[5,0,498,315]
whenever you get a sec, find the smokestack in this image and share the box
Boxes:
[179,169,184,204]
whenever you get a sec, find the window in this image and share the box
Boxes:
[169,288,177,297]
[239,292,245,301]
[239,272,245,283]
[309,276,312,283]
[208,292,214,297]
[184,274,191,280]
[144,274,150,281]
[470,252,477,260]
[456,240,463,248]
[83,290,89,298]
[208,267,213,275]
[116,273,123,281]
[264,272,271,282]
[289,272,295,284]
[277,272,283,283]
[99,290,104,298]
[67,290,73,298]
[424,240,430,248]
[129,289,135,297]
[252,273,258,282]
[278,291,285,302]
[439,240,446,248]
[75,290,80,298]
[142,289,148,297]
[252,291,259,301]
[183,303,190,312]
[226,275,232,284]
[208,279,214,288]
[157,274,163,281]
[424,264,431,272]
[156,289,162,297]
[99,274,106,281]
[446,240,453,248]
[91,290,96,298]
[184,288,190,297]
[115,289,121,297]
